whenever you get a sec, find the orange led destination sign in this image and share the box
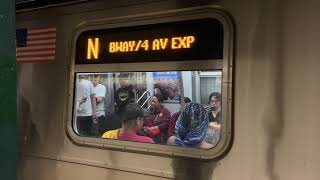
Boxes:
[108,36,195,53]
[86,36,195,59]
[76,18,223,64]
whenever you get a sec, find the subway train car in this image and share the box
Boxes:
[16,0,320,180]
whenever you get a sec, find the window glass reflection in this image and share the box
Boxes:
[73,71,222,149]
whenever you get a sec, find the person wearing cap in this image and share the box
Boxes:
[117,103,155,143]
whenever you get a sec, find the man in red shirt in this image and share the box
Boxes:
[118,103,154,144]
[143,94,171,144]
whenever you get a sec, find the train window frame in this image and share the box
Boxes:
[66,6,234,160]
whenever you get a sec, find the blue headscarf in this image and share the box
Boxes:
[174,103,209,147]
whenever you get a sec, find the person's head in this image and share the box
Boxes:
[174,103,209,147]
[92,75,100,87]
[118,73,130,87]
[151,94,163,110]
[208,92,221,110]
[181,97,191,104]
[178,96,192,110]
[122,103,149,132]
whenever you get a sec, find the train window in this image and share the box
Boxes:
[73,70,222,147]
[67,7,234,159]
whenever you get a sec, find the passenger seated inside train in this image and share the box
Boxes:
[142,94,171,144]
[75,70,222,147]
[206,92,222,124]
[117,103,154,143]
[167,103,214,149]
[101,126,121,139]
[205,92,221,145]
[167,97,191,137]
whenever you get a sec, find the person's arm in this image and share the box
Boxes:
[156,108,171,132]
[78,96,87,105]
[91,94,96,117]
[89,82,96,117]
[96,96,104,103]
[143,115,153,127]
[114,89,119,107]
[209,122,221,129]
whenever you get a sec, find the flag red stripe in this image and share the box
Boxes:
[26,42,56,46]
[27,36,56,41]
[28,30,56,35]
[16,53,55,58]
[17,48,56,53]
[16,60,53,63]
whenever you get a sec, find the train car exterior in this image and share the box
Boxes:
[17,0,320,180]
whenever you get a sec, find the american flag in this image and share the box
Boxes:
[16,27,56,63]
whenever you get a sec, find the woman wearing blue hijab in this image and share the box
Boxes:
[167,103,214,149]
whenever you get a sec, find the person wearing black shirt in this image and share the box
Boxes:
[206,92,222,124]
[108,73,135,130]
[205,92,222,145]
[114,73,135,113]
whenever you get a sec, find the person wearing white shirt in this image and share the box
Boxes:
[91,75,107,136]
[76,74,96,136]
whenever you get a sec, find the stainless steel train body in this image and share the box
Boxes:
[17,0,320,180]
